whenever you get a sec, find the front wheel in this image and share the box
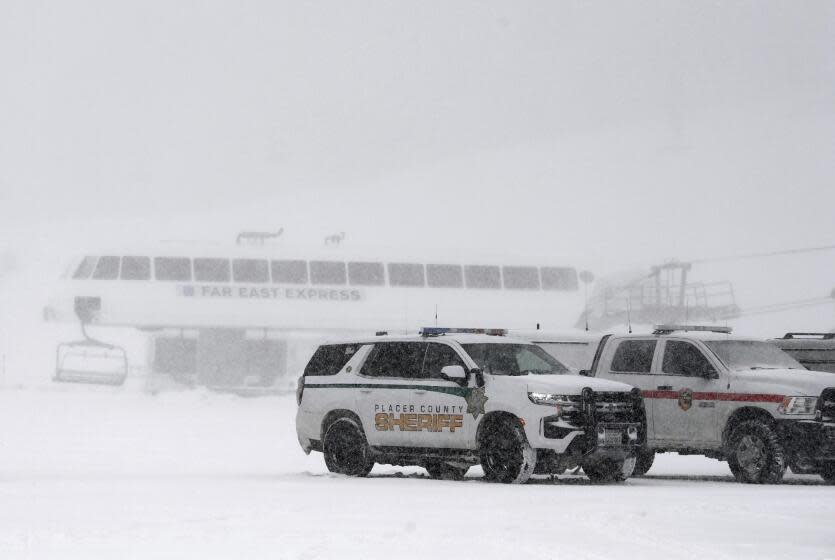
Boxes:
[479,419,536,484]
[583,455,637,483]
[727,420,786,484]
[323,417,374,477]
[632,449,655,476]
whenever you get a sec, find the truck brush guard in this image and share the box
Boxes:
[581,387,644,447]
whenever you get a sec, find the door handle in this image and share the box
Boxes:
[360,389,372,394]
[413,390,426,395]
[657,385,673,391]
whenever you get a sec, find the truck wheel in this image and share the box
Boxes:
[479,419,536,484]
[632,449,655,476]
[584,455,637,483]
[425,461,469,481]
[820,462,835,484]
[323,417,373,477]
[728,420,786,484]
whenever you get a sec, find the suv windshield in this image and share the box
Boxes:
[461,343,569,376]
[705,340,803,371]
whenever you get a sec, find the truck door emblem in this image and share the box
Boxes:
[678,389,693,411]
[464,387,489,419]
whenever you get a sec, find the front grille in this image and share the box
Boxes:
[818,388,835,422]
[553,390,642,428]
[593,391,642,424]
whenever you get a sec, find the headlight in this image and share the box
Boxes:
[528,392,581,411]
[777,396,818,415]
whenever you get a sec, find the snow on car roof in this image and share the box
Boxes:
[321,332,535,346]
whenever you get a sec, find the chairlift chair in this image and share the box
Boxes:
[53,296,129,386]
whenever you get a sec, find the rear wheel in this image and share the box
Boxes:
[632,449,655,476]
[479,419,536,484]
[584,455,637,483]
[425,461,469,481]
[323,417,373,477]
[728,420,786,484]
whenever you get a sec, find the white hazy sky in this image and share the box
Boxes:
[1,1,834,266]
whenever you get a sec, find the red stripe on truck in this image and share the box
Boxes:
[641,390,784,403]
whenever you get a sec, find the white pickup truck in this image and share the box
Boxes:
[530,325,835,484]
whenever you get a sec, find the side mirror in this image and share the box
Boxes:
[578,369,590,377]
[703,368,719,380]
[440,365,467,384]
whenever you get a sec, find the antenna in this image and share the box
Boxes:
[584,282,589,331]
[434,304,438,327]
[579,270,594,332]
[627,295,633,334]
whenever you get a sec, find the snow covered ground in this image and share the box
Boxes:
[0,385,832,559]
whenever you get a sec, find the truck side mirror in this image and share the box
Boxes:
[440,365,467,385]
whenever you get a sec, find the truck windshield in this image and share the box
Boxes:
[461,343,569,376]
[704,340,804,371]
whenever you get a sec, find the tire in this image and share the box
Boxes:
[820,462,835,484]
[425,461,470,481]
[584,455,637,483]
[479,419,536,484]
[323,417,374,477]
[632,449,655,477]
[727,420,786,484]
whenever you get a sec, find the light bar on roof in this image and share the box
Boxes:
[420,327,507,337]
[653,325,732,335]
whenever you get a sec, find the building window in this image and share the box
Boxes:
[194,258,231,282]
[121,256,151,280]
[271,260,308,284]
[502,266,540,290]
[348,262,384,286]
[310,261,347,285]
[541,267,579,291]
[233,259,269,283]
[154,257,192,281]
[73,256,97,279]
[426,264,463,288]
[464,265,501,289]
[387,263,425,287]
[92,256,120,280]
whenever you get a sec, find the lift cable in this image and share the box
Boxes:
[736,297,835,318]
[690,243,835,265]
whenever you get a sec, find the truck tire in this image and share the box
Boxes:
[425,461,469,481]
[584,455,637,483]
[479,419,536,484]
[727,420,786,484]
[820,462,835,484]
[323,417,374,477]
[632,449,655,476]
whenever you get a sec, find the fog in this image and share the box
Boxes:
[3,1,834,256]
[1,2,834,558]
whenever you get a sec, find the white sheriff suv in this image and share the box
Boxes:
[579,325,835,483]
[295,328,644,484]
